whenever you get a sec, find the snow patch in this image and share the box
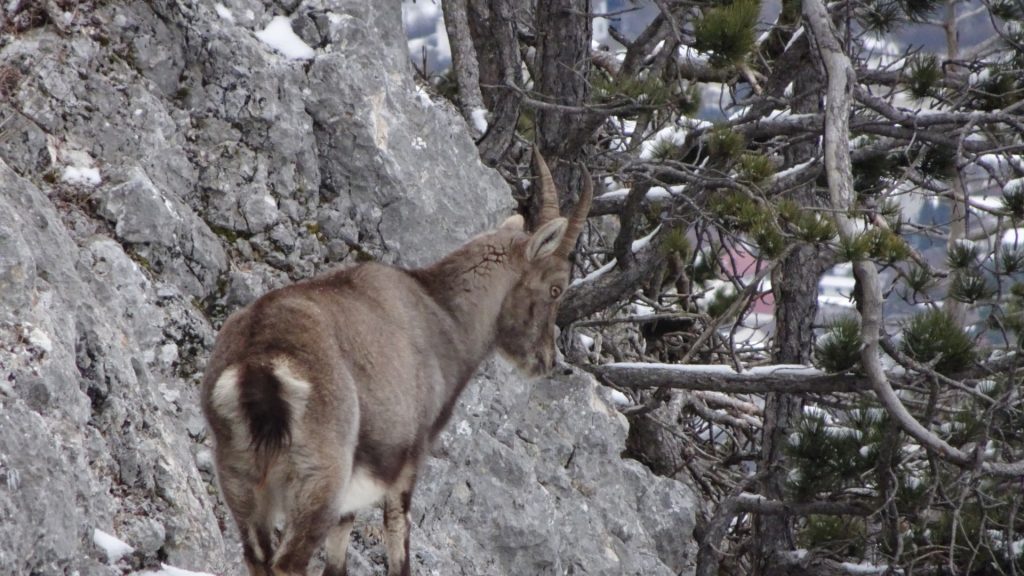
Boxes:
[213,3,234,22]
[62,166,102,186]
[134,565,217,576]
[93,528,134,564]
[599,186,676,204]
[26,326,52,353]
[470,107,489,134]
[607,389,631,407]
[605,362,823,377]
[571,227,660,287]
[577,333,595,351]
[838,561,889,574]
[256,16,315,60]
[414,85,433,108]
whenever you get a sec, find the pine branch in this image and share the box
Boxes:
[804,0,1024,479]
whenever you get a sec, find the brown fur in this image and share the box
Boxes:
[201,154,591,576]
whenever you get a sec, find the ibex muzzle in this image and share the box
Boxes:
[201,151,592,576]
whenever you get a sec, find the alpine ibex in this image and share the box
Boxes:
[201,150,592,576]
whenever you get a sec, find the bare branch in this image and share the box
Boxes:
[443,0,487,136]
[591,362,869,394]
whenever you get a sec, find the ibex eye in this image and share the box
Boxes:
[550,286,562,299]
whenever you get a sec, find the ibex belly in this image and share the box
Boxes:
[337,467,388,515]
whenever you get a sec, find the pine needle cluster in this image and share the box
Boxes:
[815,316,862,373]
[694,0,760,67]
[900,308,976,374]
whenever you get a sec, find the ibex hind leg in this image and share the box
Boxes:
[271,465,346,576]
[217,470,277,576]
[383,469,417,576]
[322,513,355,576]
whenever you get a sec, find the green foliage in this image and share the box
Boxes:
[858,0,942,27]
[920,144,956,179]
[878,200,904,233]
[693,0,760,66]
[905,54,941,100]
[859,0,903,33]
[690,249,721,285]
[901,0,943,21]
[675,83,702,116]
[969,65,1024,110]
[927,501,1024,572]
[840,228,910,263]
[1001,248,1024,274]
[647,138,687,162]
[708,125,745,162]
[592,73,675,108]
[786,411,868,499]
[737,153,775,185]
[797,516,868,559]
[852,153,899,196]
[778,200,837,243]
[999,283,1024,346]
[991,0,1024,19]
[839,232,873,262]
[707,285,739,318]
[663,226,691,258]
[1001,189,1024,220]
[516,109,536,141]
[710,192,786,258]
[815,316,862,373]
[435,68,459,104]
[900,308,976,374]
[905,264,936,294]
[946,242,980,270]
[949,271,993,304]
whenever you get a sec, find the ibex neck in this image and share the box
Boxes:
[410,237,519,362]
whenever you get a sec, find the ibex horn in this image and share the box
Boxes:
[556,167,593,258]
[533,147,561,226]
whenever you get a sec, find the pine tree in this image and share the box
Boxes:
[432,0,1024,572]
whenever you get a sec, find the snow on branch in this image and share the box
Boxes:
[591,362,866,394]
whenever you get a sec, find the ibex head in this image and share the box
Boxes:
[495,149,593,376]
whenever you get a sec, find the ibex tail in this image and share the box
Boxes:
[211,360,312,464]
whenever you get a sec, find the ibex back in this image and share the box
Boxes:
[201,151,592,576]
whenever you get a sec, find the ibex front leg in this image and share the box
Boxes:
[383,468,417,576]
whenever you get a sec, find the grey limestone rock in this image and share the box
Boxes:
[0,0,697,574]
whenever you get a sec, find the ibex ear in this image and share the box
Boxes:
[500,214,525,231]
[526,217,568,261]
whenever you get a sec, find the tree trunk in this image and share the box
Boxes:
[753,57,826,576]
[529,0,593,227]
[465,0,523,165]
[442,0,486,137]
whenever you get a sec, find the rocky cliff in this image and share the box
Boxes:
[0,1,696,574]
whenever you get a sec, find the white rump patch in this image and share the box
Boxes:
[338,467,388,515]
[209,364,243,420]
[271,359,313,423]
[210,366,254,448]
